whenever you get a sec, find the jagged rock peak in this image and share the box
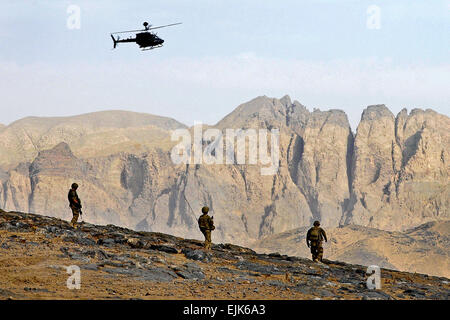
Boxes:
[38,142,74,158]
[307,108,350,128]
[396,108,439,120]
[279,95,292,107]
[238,95,304,111]
[29,142,80,177]
[409,108,440,117]
[281,95,308,112]
[397,108,408,118]
[361,104,394,121]
[216,95,310,128]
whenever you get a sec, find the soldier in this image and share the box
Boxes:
[306,220,327,262]
[68,183,82,228]
[198,206,215,250]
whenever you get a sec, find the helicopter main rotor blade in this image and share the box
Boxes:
[148,22,182,30]
[111,29,146,35]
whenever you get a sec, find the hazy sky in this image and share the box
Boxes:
[0,0,449,130]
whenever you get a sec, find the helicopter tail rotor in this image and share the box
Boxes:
[110,34,117,49]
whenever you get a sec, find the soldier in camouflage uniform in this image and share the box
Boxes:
[198,206,215,250]
[306,220,327,262]
[68,183,82,228]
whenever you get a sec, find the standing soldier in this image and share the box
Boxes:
[306,220,327,262]
[68,183,82,228]
[198,206,215,250]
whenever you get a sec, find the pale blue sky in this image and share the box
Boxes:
[0,0,449,130]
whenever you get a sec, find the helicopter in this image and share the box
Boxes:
[110,21,182,51]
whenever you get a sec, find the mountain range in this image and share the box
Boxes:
[0,95,448,276]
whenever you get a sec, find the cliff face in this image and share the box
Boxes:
[0,98,448,247]
[342,106,449,231]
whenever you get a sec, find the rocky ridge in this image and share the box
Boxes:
[252,221,450,278]
[0,209,449,300]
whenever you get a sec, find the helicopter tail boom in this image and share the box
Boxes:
[111,34,136,49]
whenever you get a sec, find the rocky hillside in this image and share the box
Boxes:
[0,209,448,300]
[252,221,450,278]
[0,97,448,248]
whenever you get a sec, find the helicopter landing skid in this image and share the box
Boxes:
[142,45,163,51]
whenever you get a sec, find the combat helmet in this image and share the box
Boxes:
[201,206,209,214]
[313,220,320,227]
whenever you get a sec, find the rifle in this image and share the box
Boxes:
[210,216,215,230]
[77,200,83,222]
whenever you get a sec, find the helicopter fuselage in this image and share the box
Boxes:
[135,32,164,48]
[111,32,164,50]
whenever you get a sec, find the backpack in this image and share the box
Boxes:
[309,227,321,241]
